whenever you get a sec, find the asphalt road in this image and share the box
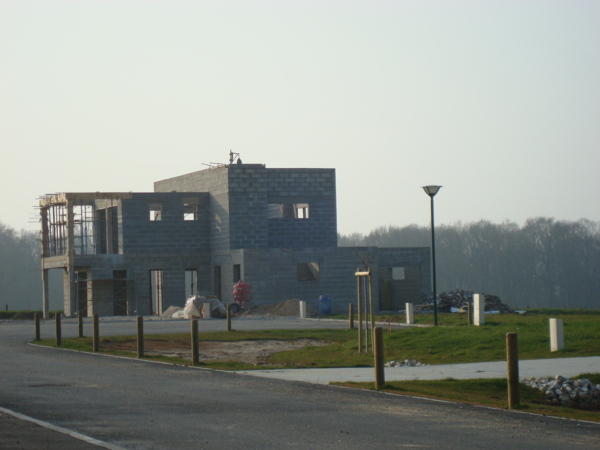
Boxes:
[1,317,599,449]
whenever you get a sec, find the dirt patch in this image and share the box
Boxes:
[101,338,328,366]
[243,299,316,317]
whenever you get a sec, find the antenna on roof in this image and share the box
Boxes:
[229,150,242,165]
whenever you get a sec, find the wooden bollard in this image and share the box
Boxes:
[467,302,472,326]
[55,313,61,347]
[137,316,144,358]
[349,303,354,329]
[78,313,83,338]
[373,327,385,390]
[506,332,520,409]
[191,319,199,365]
[93,314,99,352]
[226,304,232,332]
[34,313,40,341]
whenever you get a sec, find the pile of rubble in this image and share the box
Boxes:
[414,289,514,314]
[385,359,427,368]
[525,375,600,409]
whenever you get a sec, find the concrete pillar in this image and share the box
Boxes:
[550,318,564,352]
[42,268,50,319]
[405,303,414,324]
[474,293,485,326]
[299,301,307,319]
[203,303,211,319]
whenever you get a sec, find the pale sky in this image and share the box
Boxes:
[1,0,599,236]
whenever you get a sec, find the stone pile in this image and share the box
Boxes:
[414,289,514,314]
[385,359,427,367]
[525,375,600,409]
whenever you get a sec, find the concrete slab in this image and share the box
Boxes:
[233,356,600,385]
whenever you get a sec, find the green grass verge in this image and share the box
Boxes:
[333,375,600,423]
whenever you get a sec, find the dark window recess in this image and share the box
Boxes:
[268,203,310,219]
[113,270,128,316]
[297,262,320,281]
[233,264,241,283]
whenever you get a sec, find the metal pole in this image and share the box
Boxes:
[348,303,354,329]
[78,313,83,338]
[226,304,232,332]
[430,195,438,326]
[357,270,363,353]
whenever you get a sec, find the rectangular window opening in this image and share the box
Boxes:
[233,264,241,283]
[183,198,199,221]
[392,267,405,280]
[185,269,198,298]
[268,203,310,219]
[297,262,320,281]
[149,204,162,221]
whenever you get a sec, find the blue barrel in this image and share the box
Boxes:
[318,295,332,315]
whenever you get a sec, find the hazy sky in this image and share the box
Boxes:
[1,0,599,236]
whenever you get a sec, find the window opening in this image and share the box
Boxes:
[185,269,198,298]
[183,198,199,221]
[392,267,405,280]
[149,204,162,221]
[297,262,320,281]
[268,203,310,219]
[233,264,241,283]
[73,203,96,255]
[150,270,164,315]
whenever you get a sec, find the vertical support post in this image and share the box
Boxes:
[373,327,385,390]
[368,268,375,350]
[93,314,99,352]
[549,318,564,352]
[467,302,472,326]
[137,316,144,358]
[55,313,61,347]
[226,304,232,332]
[203,303,211,319]
[191,319,199,365]
[42,268,50,320]
[474,293,485,326]
[299,300,307,319]
[78,313,83,338]
[34,313,40,341]
[405,303,414,324]
[506,332,520,409]
[429,195,438,326]
[348,303,354,329]
[357,269,363,353]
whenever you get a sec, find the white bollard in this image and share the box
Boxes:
[202,303,212,319]
[405,303,414,324]
[299,301,307,319]
[473,293,485,326]
[549,318,564,351]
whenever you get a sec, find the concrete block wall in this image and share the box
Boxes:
[120,193,210,254]
[266,168,337,248]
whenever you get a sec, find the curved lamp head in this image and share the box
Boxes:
[422,185,442,198]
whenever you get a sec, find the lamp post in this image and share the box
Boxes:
[422,185,442,326]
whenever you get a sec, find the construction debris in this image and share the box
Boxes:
[526,376,600,409]
[385,359,427,367]
[414,289,514,314]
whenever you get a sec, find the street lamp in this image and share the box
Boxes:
[422,185,442,326]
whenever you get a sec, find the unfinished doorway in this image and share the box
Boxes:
[75,271,89,317]
[150,270,164,315]
[185,269,198,298]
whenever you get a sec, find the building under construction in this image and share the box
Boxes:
[39,159,430,318]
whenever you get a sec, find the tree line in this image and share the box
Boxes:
[339,218,600,309]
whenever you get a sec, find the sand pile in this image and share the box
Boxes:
[244,299,315,317]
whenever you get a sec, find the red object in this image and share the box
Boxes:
[232,280,252,308]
